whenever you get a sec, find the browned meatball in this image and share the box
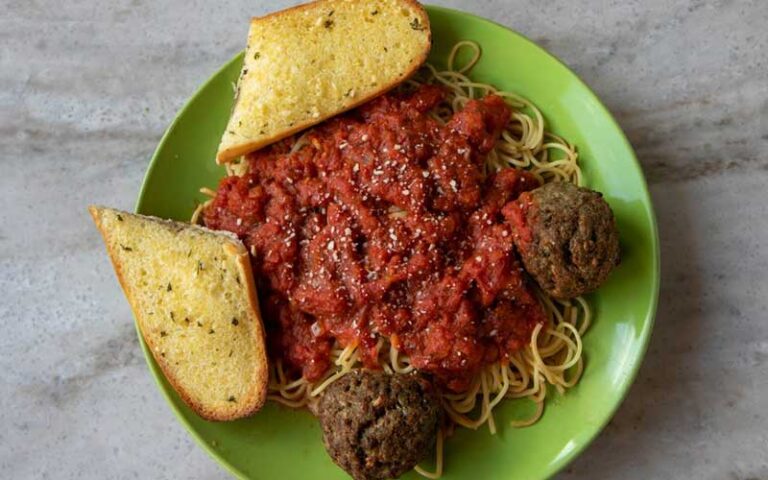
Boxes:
[504,182,620,299]
[311,371,441,480]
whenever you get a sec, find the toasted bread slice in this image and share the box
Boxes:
[89,206,268,421]
[216,0,431,163]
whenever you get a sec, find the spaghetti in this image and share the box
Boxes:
[196,41,588,478]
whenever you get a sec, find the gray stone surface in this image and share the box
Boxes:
[1,0,767,478]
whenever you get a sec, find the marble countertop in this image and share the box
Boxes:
[2,0,767,478]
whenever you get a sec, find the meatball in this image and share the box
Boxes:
[312,371,442,480]
[504,181,620,299]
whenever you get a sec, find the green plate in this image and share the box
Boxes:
[135,5,659,480]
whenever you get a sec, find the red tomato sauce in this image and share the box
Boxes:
[204,85,545,392]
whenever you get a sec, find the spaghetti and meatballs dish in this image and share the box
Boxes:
[195,42,620,479]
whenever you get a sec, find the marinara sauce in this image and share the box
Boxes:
[204,85,545,392]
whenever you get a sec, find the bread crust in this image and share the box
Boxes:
[223,241,269,419]
[89,206,268,421]
[216,0,431,163]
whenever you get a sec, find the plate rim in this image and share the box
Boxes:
[135,5,660,479]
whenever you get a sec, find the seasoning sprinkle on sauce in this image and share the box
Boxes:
[203,85,543,392]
